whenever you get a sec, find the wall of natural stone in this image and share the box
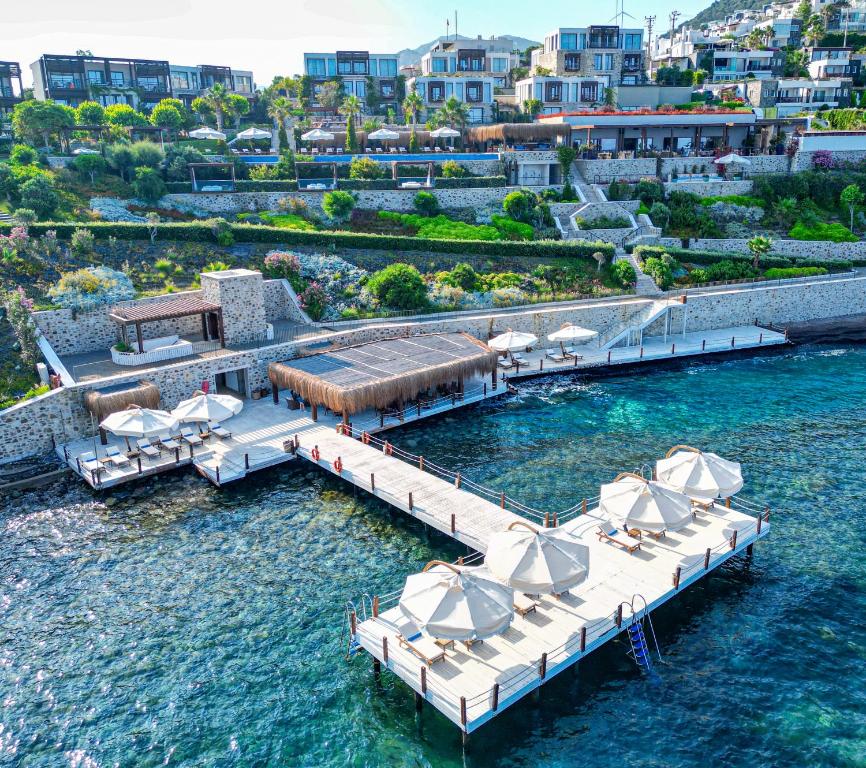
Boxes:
[576,158,658,183]
[792,148,866,171]
[662,180,754,197]
[165,185,545,215]
[683,237,866,260]
[200,270,268,345]
[262,279,310,324]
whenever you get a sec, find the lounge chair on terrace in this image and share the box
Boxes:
[398,146,407,153]
[311,147,320,155]
[512,352,524,361]
[326,147,334,154]
[105,445,130,467]
[241,148,250,154]
[498,357,514,369]
[299,147,309,154]
[181,428,203,447]
[137,438,160,459]
[158,433,180,451]
[389,147,398,154]
[364,147,373,154]
[596,523,641,554]
[422,146,432,153]
[514,593,538,617]
[375,147,383,153]
[545,348,566,362]
[434,146,443,153]
[78,451,106,478]
[208,421,232,440]
[398,633,446,666]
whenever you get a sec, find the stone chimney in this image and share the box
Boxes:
[200,268,267,346]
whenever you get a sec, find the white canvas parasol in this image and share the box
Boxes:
[599,472,693,533]
[301,128,335,141]
[430,126,461,138]
[100,407,179,438]
[714,153,750,165]
[398,561,514,641]
[189,127,226,140]
[485,521,589,594]
[171,392,243,423]
[236,127,272,140]
[367,128,400,140]
[655,445,744,500]
[488,329,538,352]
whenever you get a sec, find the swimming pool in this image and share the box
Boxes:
[238,152,500,164]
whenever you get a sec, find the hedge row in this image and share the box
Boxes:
[2,221,615,260]
[164,176,508,194]
[633,245,854,272]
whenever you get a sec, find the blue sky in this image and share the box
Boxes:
[7,0,710,87]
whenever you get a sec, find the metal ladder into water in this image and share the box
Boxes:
[622,594,662,673]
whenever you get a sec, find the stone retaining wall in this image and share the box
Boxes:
[792,148,866,172]
[164,185,545,215]
[682,237,866,260]
[576,158,658,183]
[662,180,754,197]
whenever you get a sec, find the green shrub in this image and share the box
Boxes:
[322,190,356,222]
[503,190,538,223]
[437,262,479,291]
[10,144,38,166]
[366,263,428,310]
[607,180,632,201]
[19,176,57,219]
[578,214,631,229]
[635,179,664,205]
[70,228,95,256]
[413,191,440,216]
[611,260,636,287]
[763,266,829,279]
[643,256,674,289]
[349,156,385,180]
[698,260,758,282]
[207,218,234,247]
[132,166,167,203]
[490,215,534,241]
[634,244,853,272]
[788,221,858,242]
[440,159,468,178]
[698,194,765,208]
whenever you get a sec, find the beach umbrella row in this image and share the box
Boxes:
[99,394,244,441]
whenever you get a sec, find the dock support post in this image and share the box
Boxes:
[483,383,487,397]
[451,514,456,534]
[580,627,586,652]
[311,404,318,422]
[373,658,381,681]
[137,457,142,475]
[616,604,623,628]
[607,350,611,364]
[500,492,506,509]
[640,346,643,359]
[702,339,706,351]
[415,691,423,713]
[370,473,375,491]
[540,652,547,679]
[492,683,499,711]
[462,731,470,750]
[553,512,558,527]
[460,697,467,727]
[673,566,682,590]
[759,332,763,343]
[582,498,587,514]
[455,472,461,488]
[174,447,180,464]
[725,497,731,508]
[244,453,249,471]
[731,336,735,348]
[379,412,384,428]
[272,387,279,404]
[540,358,543,371]
[671,343,675,355]
[757,510,765,533]
[704,548,711,570]
[373,596,379,617]
[216,465,220,485]
[408,492,414,510]
[382,637,388,664]
[419,455,424,471]
[421,666,427,694]
[544,512,550,528]
[730,530,738,550]
[350,611,356,637]
[747,543,754,556]
[491,369,497,391]
[189,445,194,459]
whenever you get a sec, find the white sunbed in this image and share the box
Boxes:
[398,632,446,666]
[422,146,432,153]
[545,348,566,362]
[398,146,407,153]
[208,422,232,440]
[596,523,641,554]
[434,146,443,153]
[180,428,203,447]
[514,593,538,617]
[78,451,105,476]
[498,358,514,369]
[104,445,130,467]
[158,433,181,451]
[137,438,160,459]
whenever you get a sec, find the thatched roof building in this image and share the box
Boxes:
[465,123,571,148]
[269,333,497,416]
[83,380,160,421]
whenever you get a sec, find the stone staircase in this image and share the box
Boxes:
[616,248,662,296]
[0,212,12,224]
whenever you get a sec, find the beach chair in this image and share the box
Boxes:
[375,147,384,154]
[254,148,262,154]
[105,445,130,467]
[136,438,160,459]
[512,352,524,362]
[389,147,398,154]
[498,357,514,369]
[181,428,203,447]
[311,147,320,155]
[514,593,538,617]
[241,148,250,154]
[208,422,232,440]
[299,147,309,155]
[158,433,180,451]
[545,348,566,363]
[434,146,443,153]
[364,147,373,154]
[325,147,334,154]
[422,146,432,153]
[596,523,641,554]
[564,347,584,360]
[398,146,407,153]
[398,633,446,666]
[78,451,106,478]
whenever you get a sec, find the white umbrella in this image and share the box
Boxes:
[189,127,227,140]
[100,407,179,439]
[486,520,589,595]
[599,472,693,533]
[714,153,750,165]
[72,147,101,155]
[548,323,598,356]
[655,445,743,500]
[488,329,538,353]
[430,126,461,138]
[236,126,272,140]
[367,128,400,140]
[301,128,335,141]
[399,561,514,642]
[171,392,243,423]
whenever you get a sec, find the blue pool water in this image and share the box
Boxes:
[3,344,866,766]
[239,152,499,164]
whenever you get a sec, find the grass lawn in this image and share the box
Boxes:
[257,212,318,231]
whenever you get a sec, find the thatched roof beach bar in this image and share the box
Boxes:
[465,123,571,151]
[268,333,499,422]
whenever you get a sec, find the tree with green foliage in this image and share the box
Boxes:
[130,141,164,168]
[840,184,864,230]
[747,234,773,269]
[649,201,671,228]
[268,96,293,150]
[643,256,674,290]
[74,100,105,125]
[12,100,75,150]
[439,262,479,291]
[340,94,363,152]
[149,102,184,135]
[105,144,136,181]
[503,189,538,223]
[440,96,469,131]
[348,155,383,180]
[413,191,440,216]
[366,263,428,310]
[190,96,214,125]
[322,190,355,222]
[603,87,617,108]
[11,208,37,228]
[522,98,542,118]
[556,145,576,183]
[104,103,147,127]
[132,167,166,203]
[72,152,107,184]
[318,80,345,112]
[19,176,57,219]
[795,0,812,20]
[9,144,38,166]
[227,94,251,128]
[201,83,231,130]
[611,260,636,288]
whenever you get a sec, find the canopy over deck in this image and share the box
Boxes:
[465,123,571,146]
[109,295,224,351]
[269,332,498,416]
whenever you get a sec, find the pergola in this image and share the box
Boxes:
[393,161,434,189]
[188,162,236,192]
[296,161,337,190]
[109,296,224,352]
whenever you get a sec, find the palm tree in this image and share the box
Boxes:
[339,94,363,126]
[803,13,825,46]
[203,83,231,131]
[402,90,423,129]
[441,96,470,130]
[268,96,292,133]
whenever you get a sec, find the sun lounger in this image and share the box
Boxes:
[78,451,106,477]
[512,352,524,361]
[545,348,566,362]
[434,146,443,153]
[158,433,180,451]
[596,524,641,554]
[137,438,160,459]
[514,593,538,617]
[364,147,373,154]
[208,421,232,440]
[498,358,514,369]
[389,147,398,154]
[398,633,446,666]
[398,146,407,153]
[254,148,262,154]
[181,428,203,447]
[105,445,130,467]
[241,148,250,154]
[375,147,383,153]
[311,147,319,155]
[326,147,334,154]
[422,146,432,153]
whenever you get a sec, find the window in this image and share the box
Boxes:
[378,59,397,77]
[353,61,367,74]
[466,82,483,102]
[171,72,190,90]
[234,75,251,93]
[623,54,641,71]
[593,54,613,70]
[624,33,642,50]
[621,75,638,85]
[544,81,563,101]
[580,82,598,101]
[492,57,507,72]
[337,61,352,74]
[86,70,105,85]
[565,53,581,71]
[429,82,445,102]
[307,58,326,76]
[560,33,578,50]
[110,71,125,87]
[137,76,163,92]
[432,58,448,73]
[468,107,484,123]
[49,73,81,89]
[380,80,394,98]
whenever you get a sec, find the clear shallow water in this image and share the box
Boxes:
[2,344,866,767]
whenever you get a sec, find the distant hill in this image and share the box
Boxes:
[396,35,540,69]
[681,0,769,31]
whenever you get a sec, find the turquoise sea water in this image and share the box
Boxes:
[2,344,866,767]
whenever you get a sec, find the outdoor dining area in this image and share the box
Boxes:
[351,444,767,733]
[64,383,245,488]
